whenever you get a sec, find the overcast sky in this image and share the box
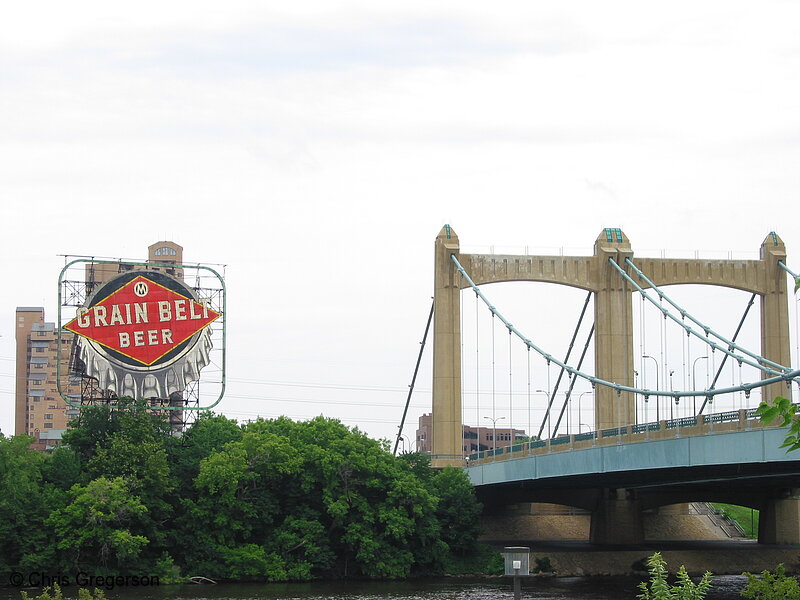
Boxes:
[2,1,799,444]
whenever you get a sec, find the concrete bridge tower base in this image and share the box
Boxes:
[589,488,644,545]
[759,489,800,545]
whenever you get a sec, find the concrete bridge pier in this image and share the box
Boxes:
[589,488,644,545]
[758,489,800,545]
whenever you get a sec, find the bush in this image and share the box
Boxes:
[637,552,712,600]
[20,585,107,600]
[741,564,800,600]
[533,556,553,573]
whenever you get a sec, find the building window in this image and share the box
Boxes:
[45,414,53,420]
[35,347,45,352]
[44,423,54,429]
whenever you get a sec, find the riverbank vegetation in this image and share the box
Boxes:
[638,554,799,600]
[0,402,484,583]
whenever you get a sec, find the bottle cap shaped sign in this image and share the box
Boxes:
[64,270,221,400]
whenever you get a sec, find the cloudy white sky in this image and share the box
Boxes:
[2,1,799,444]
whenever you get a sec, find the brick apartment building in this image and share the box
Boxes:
[415,412,526,455]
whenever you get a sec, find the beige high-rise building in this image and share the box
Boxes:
[14,308,81,449]
[14,241,186,448]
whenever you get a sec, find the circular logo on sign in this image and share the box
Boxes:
[133,281,149,297]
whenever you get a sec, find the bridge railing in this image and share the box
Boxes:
[705,410,740,424]
[464,405,794,465]
[632,423,660,434]
[666,416,698,429]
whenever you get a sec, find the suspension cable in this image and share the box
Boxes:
[451,253,800,398]
[609,258,786,376]
[697,293,756,414]
[552,324,595,437]
[537,291,592,440]
[779,261,799,280]
[622,257,789,373]
[393,299,434,456]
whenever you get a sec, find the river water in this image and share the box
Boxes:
[0,575,752,600]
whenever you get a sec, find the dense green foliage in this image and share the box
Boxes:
[0,403,483,583]
[757,397,800,452]
[741,564,800,600]
[20,584,106,600]
[637,553,712,600]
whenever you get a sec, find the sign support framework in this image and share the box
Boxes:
[56,257,226,415]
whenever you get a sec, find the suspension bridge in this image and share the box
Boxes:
[412,225,800,545]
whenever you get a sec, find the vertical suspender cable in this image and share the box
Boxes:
[681,317,687,419]
[527,346,531,446]
[639,293,645,422]
[460,286,465,455]
[508,328,513,435]
[475,292,480,437]
[660,295,666,422]
[491,313,496,445]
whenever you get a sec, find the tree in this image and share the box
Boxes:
[756,397,800,451]
[184,416,462,580]
[62,398,178,560]
[430,466,482,555]
[0,434,57,574]
[47,477,149,571]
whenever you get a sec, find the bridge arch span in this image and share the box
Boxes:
[431,225,792,467]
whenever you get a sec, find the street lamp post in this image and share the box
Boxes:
[692,356,709,415]
[578,391,593,432]
[643,355,660,421]
[534,389,550,439]
[484,415,506,456]
[669,370,675,420]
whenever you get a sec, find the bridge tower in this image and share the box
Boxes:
[431,225,463,468]
[431,226,792,466]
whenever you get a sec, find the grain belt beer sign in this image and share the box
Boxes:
[62,267,223,404]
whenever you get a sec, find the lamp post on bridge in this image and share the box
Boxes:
[643,355,660,421]
[578,391,592,434]
[484,415,505,456]
[534,389,550,439]
[692,356,709,415]
[669,370,675,420]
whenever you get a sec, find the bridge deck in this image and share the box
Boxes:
[465,412,800,495]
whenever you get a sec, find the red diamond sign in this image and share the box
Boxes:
[65,274,220,366]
